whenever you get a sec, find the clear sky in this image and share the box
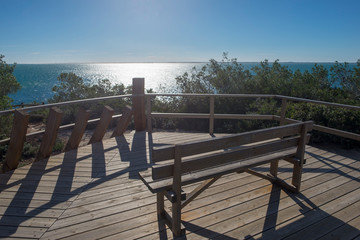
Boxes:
[1,0,360,63]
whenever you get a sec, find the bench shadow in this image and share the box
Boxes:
[0,155,49,237]
[154,219,239,240]
[246,185,360,239]
[251,146,360,183]
[115,131,148,179]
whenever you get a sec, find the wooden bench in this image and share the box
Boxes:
[139,121,313,237]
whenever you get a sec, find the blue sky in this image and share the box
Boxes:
[1,0,360,63]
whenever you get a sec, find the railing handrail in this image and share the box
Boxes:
[146,93,277,98]
[2,93,359,116]
[276,95,360,111]
[0,94,133,116]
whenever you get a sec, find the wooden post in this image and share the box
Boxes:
[280,98,288,126]
[36,107,63,161]
[2,110,29,172]
[111,105,133,137]
[292,121,313,192]
[270,98,288,177]
[89,105,114,144]
[157,192,165,218]
[65,108,91,151]
[146,95,152,133]
[209,96,215,135]
[172,145,183,237]
[132,78,146,131]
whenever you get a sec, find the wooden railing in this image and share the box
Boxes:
[146,93,360,142]
[1,78,359,172]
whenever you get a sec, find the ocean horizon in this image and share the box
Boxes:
[8,62,357,105]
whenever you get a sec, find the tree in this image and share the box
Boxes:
[0,55,21,137]
[49,72,131,124]
[0,55,21,110]
[50,73,127,103]
[0,55,21,163]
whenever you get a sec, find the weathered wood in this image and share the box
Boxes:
[209,96,215,134]
[146,95,152,133]
[152,136,300,179]
[271,98,288,176]
[292,121,313,192]
[172,145,183,237]
[245,169,297,192]
[269,159,279,177]
[140,148,297,193]
[3,110,29,172]
[181,176,220,209]
[152,122,304,162]
[150,112,274,120]
[133,78,146,131]
[140,122,313,236]
[279,98,288,125]
[65,108,90,151]
[157,192,165,217]
[88,105,114,144]
[111,105,133,137]
[313,124,360,141]
[36,107,63,161]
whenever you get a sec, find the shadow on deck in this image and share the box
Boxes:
[0,131,359,239]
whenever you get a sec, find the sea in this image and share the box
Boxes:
[8,62,357,105]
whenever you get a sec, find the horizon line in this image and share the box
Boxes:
[15,60,359,64]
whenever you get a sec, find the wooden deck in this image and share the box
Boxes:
[1,131,360,239]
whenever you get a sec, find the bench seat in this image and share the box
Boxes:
[139,121,313,237]
[139,147,297,193]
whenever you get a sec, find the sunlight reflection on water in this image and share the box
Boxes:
[11,63,203,104]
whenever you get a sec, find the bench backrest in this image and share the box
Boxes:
[151,122,313,180]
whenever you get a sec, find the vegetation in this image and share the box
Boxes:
[159,53,360,147]
[0,55,21,165]
[0,55,21,136]
[48,73,132,124]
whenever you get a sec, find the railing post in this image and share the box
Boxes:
[65,108,90,151]
[146,95,152,133]
[133,78,146,131]
[271,97,288,177]
[2,110,29,172]
[111,105,133,137]
[89,105,114,144]
[280,98,288,126]
[209,96,215,135]
[36,107,63,161]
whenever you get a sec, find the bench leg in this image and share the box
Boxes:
[292,162,302,192]
[172,195,183,237]
[246,169,297,193]
[270,160,279,177]
[157,192,165,218]
[181,176,220,209]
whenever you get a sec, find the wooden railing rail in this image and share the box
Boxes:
[0,94,133,116]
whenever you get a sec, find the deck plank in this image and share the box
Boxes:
[0,131,359,239]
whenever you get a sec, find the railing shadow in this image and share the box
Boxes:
[0,155,48,237]
[0,131,151,238]
[91,141,106,178]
